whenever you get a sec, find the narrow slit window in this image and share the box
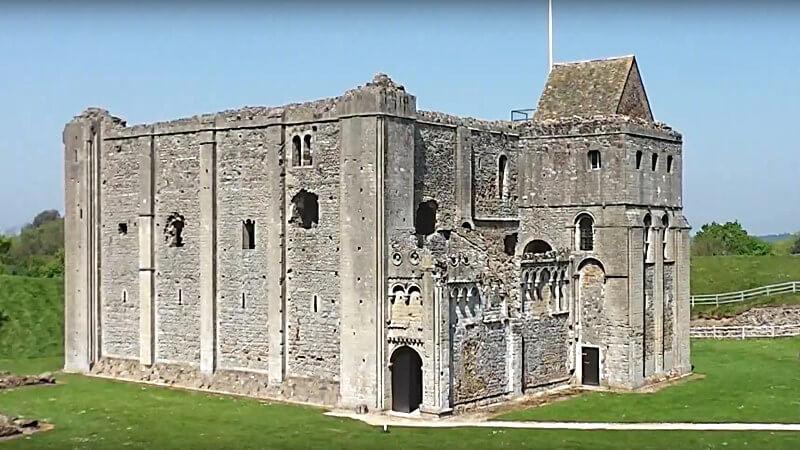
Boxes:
[241,293,246,309]
[666,155,673,173]
[635,151,643,169]
[588,150,601,170]
[242,219,256,249]
[122,290,127,304]
[178,289,183,306]
[651,153,659,171]
[313,295,319,313]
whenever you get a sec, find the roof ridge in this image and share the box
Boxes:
[553,54,635,67]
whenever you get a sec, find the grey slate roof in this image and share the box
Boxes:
[533,55,648,121]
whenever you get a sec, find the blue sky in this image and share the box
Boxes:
[0,1,798,235]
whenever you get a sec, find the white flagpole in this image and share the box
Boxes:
[548,0,553,72]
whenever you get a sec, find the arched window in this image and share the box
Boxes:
[635,151,643,169]
[666,155,673,173]
[576,214,594,251]
[588,150,601,170]
[651,153,659,171]
[292,135,302,167]
[407,285,422,305]
[523,239,552,255]
[498,154,509,199]
[303,134,313,166]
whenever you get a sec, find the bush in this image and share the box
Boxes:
[691,221,771,257]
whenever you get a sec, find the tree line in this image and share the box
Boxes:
[691,221,800,257]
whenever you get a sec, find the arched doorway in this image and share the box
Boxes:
[390,346,422,413]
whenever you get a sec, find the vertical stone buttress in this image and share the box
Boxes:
[266,124,286,385]
[138,131,156,366]
[199,130,217,374]
[653,223,664,373]
[455,126,473,227]
[64,112,103,373]
[337,78,415,409]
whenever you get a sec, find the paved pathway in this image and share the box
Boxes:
[325,411,800,432]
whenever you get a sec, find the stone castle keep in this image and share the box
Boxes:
[64,55,691,415]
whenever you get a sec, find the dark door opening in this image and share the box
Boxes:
[390,346,422,413]
[581,346,600,386]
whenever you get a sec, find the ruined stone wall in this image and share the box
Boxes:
[471,130,519,219]
[450,320,508,405]
[99,137,141,359]
[520,315,569,389]
[284,121,341,382]
[414,123,457,229]
[154,133,202,365]
[215,128,277,372]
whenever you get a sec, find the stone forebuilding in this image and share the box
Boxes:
[64,55,691,415]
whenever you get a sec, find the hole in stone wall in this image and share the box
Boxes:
[651,153,659,171]
[164,213,185,247]
[503,233,518,256]
[242,219,256,249]
[666,155,673,173]
[122,290,127,304]
[178,289,183,305]
[290,189,319,229]
[439,230,452,240]
[523,239,552,255]
[461,222,473,230]
[498,154,508,199]
[414,200,437,236]
[242,293,246,309]
[635,151,643,169]
[118,222,128,235]
[313,294,319,313]
[292,135,302,167]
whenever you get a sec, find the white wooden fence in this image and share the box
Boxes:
[690,281,800,307]
[690,324,800,339]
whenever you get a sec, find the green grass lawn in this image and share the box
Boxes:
[0,275,63,359]
[0,345,798,450]
[498,337,800,424]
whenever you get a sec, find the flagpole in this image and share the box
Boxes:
[548,0,553,72]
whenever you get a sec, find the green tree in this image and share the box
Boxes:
[2,210,64,277]
[791,236,800,255]
[691,221,771,256]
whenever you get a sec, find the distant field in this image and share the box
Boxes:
[0,274,63,359]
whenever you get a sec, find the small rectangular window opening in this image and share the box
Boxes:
[651,153,659,171]
[588,150,601,170]
[178,289,183,306]
[241,293,246,309]
[242,219,256,249]
[313,294,319,313]
[118,222,128,235]
[635,151,643,169]
[122,290,127,304]
[666,155,673,173]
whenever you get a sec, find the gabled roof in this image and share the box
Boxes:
[533,55,653,122]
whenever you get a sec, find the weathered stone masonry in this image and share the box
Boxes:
[64,55,691,414]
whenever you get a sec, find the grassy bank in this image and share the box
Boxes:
[690,255,800,294]
[0,275,63,359]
